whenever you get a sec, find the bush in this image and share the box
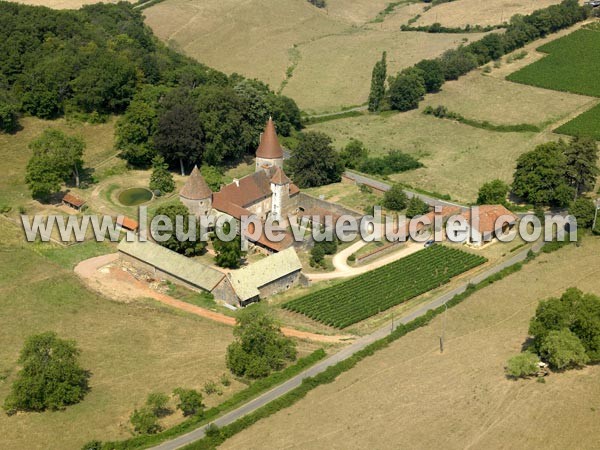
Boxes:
[204,381,218,395]
[310,244,326,268]
[173,388,204,417]
[226,309,296,379]
[219,374,231,387]
[146,392,170,417]
[130,407,161,435]
[477,179,510,205]
[406,196,430,218]
[506,353,540,378]
[539,329,589,370]
[569,197,596,229]
[2,332,89,414]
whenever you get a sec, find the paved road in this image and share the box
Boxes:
[151,240,543,450]
[343,171,467,210]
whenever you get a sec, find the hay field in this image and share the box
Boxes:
[310,110,546,202]
[283,30,483,113]
[143,0,482,113]
[413,0,564,28]
[421,67,593,126]
[0,220,238,450]
[222,237,600,450]
[143,0,347,93]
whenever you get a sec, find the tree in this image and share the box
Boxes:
[564,137,599,199]
[173,388,204,416]
[339,139,368,169]
[287,132,343,188]
[310,243,326,268]
[388,68,426,112]
[406,196,430,218]
[226,309,297,378]
[539,329,589,370]
[368,52,387,112]
[201,165,224,191]
[505,353,540,378]
[154,97,203,176]
[145,392,170,417]
[130,407,161,435]
[149,155,175,194]
[383,184,408,211]
[415,59,445,93]
[3,332,89,414]
[477,179,509,205]
[25,129,85,198]
[529,288,600,362]
[0,92,19,133]
[570,197,596,229]
[512,141,573,207]
[213,224,245,269]
[152,202,206,256]
[439,49,478,80]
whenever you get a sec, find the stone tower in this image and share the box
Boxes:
[269,166,290,222]
[179,165,212,217]
[256,117,284,173]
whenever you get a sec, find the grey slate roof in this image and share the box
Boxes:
[228,247,302,301]
[118,239,225,291]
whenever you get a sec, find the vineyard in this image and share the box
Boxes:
[555,102,600,140]
[507,29,600,98]
[284,246,486,328]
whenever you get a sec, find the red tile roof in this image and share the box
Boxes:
[256,117,283,159]
[117,216,139,231]
[180,165,212,200]
[462,205,518,235]
[270,166,290,185]
[62,193,86,208]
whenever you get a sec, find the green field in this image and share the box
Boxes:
[284,245,486,328]
[555,102,600,140]
[507,29,600,97]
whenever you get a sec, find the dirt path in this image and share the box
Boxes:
[74,254,353,344]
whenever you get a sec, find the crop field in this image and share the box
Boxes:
[555,102,600,140]
[284,245,486,328]
[143,0,483,113]
[507,29,600,97]
[222,237,600,450]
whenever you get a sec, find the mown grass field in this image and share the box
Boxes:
[555,102,600,140]
[0,220,241,450]
[7,0,131,9]
[508,29,600,97]
[284,246,486,328]
[222,236,600,450]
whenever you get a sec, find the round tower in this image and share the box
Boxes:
[179,165,212,217]
[256,117,284,172]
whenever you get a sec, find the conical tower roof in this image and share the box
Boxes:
[180,165,212,200]
[256,117,283,159]
[270,166,290,185]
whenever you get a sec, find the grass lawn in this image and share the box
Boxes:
[309,109,546,203]
[221,236,600,450]
[0,220,242,450]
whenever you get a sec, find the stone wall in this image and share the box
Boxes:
[258,270,302,299]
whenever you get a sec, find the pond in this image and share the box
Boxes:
[118,188,153,206]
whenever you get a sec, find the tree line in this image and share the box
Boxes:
[368,0,590,113]
[1,2,301,172]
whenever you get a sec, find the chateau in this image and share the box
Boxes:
[179,117,300,251]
